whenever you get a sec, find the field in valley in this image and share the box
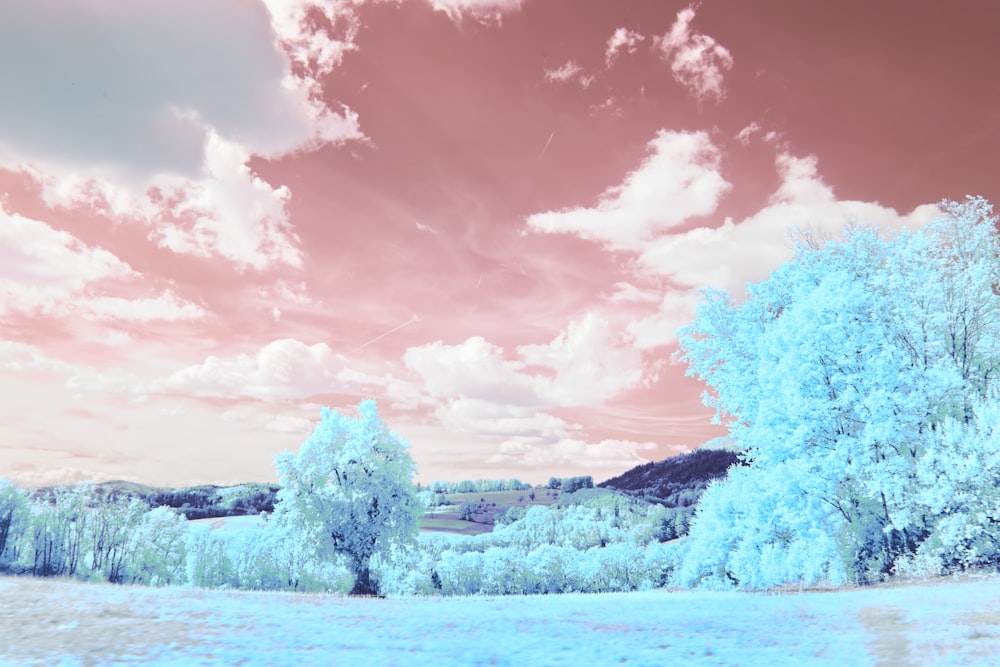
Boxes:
[2,573,999,666]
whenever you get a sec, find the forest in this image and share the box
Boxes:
[2,197,999,597]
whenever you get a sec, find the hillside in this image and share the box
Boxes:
[599,447,742,506]
[597,448,742,540]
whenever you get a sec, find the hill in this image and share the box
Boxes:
[598,448,742,540]
[599,447,742,505]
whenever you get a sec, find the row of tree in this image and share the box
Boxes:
[0,482,188,585]
[422,479,534,494]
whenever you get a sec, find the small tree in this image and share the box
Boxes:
[0,480,29,571]
[273,400,422,596]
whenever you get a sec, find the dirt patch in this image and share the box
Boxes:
[0,577,217,665]
[858,606,915,667]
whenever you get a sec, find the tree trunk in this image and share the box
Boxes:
[349,561,378,596]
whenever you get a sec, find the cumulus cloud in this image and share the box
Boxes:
[0,206,134,309]
[147,132,303,270]
[263,0,360,94]
[401,313,652,471]
[152,338,359,400]
[526,130,731,250]
[404,336,540,406]
[605,28,644,66]
[543,61,595,89]
[428,0,524,23]
[406,314,646,411]
[0,0,364,270]
[0,205,204,322]
[517,313,645,405]
[627,152,940,347]
[655,5,734,103]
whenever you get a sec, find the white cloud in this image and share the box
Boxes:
[0,0,364,270]
[0,206,134,317]
[0,204,206,323]
[518,313,645,405]
[149,132,303,270]
[428,0,524,23]
[526,130,731,250]
[263,0,360,93]
[489,436,657,470]
[259,279,314,306]
[401,314,651,469]
[655,5,734,103]
[543,61,595,89]
[0,342,75,375]
[6,467,137,489]
[628,152,940,347]
[220,403,314,435]
[404,336,540,406]
[625,289,701,350]
[605,28,644,66]
[406,314,647,411]
[81,290,206,323]
[435,398,575,440]
[606,281,662,304]
[153,338,359,400]
[736,122,761,146]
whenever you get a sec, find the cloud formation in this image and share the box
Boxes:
[655,5,733,102]
[0,205,204,322]
[626,153,940,348]
[543,61,595,89]
[429,0,524,23]
[153,339,359,400]
[489,436,657,470]
[527,130,731,250]
[605,28,645,66]
[0,0,363,270]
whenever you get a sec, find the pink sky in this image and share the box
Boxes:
[1,0,998,488]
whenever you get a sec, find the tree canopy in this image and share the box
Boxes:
[676,197,1000,587]
[272,400,422,596]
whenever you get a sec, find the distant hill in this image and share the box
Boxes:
[598,448,743,541]
[599,448,742,508]
[31,481,279,521]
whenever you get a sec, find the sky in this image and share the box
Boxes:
[1,0,998,488]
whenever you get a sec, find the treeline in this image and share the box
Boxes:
[0,481,188,585]
[0,475,685,596]
[546,476,594,493]
[422,479,534,494]
[29,481,280,521]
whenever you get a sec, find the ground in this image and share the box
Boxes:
[2,573,999,665]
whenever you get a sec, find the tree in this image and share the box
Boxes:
[0,480,29,571]
[675,197,1000,586]
[273,400,422,596]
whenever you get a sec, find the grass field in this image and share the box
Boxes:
[3,573,999,665]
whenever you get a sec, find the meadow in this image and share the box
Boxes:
[2,572,998,665]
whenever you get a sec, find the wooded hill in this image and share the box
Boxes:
[599,448,741,506]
